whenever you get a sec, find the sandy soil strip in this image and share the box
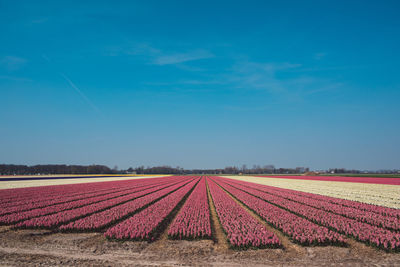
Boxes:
[222,176,400,209]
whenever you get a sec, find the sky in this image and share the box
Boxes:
[0,0,399,170]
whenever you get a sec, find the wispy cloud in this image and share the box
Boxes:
[0,56,27,71]
[314,52,327,60]
[143,79,224,86]
[142,58,341,101]
[105,43,160,57]
[106,43,213,66]
[229,61,302,93]
[223,60,343,101]
[42,54,51,62]
[151,50,214,65]
[0,75,32,82]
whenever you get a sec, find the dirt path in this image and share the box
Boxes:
[206,178,230,252]
[2,228,399,266]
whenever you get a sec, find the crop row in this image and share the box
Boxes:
[257,175,400,185]
[0,176,177,204]
[236,178,400,219]
[207,178,281,249]
[59,178,196,232]
[168,177,212,240]
[15,178,192,229]
[239,176,400,210]
[0,180,180,225]
[104,178,200,241]
[0,179,176,216]
[215,177,400,251]
[300,192,400,219]
[282,187,400,219]
[0,176,175,209]
[0,178,137,204]
[210,178,346,247]
[225,178,400,231]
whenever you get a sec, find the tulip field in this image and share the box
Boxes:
[0,175,399,253]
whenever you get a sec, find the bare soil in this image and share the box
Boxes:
[0,227,399,266]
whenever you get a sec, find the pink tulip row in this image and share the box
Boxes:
[0,183,110,206]
[0,180,178,225]
[304,194,400,219]
[0,176,173,208]
[207,178,281,249]
[15,178,188,229]
[0,178,152,204]
[0,180,173,216]
[168,177,212,240]
[59,178,197,232]
[229,178,400,219]
[211,178,346,247]
[104,178,200,241]
[3,176,180,208]
[216,178,400,251]
[1,186,118,211]
[226,179,400,231]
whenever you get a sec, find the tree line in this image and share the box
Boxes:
[0,164,113,175]
[5,164,396,176]
[0,164,311,175]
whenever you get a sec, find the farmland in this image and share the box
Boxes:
[0,174,169,189]
[0,175,399,266]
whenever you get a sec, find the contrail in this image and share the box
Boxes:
[60,73,101,114]
[42,54,101,114]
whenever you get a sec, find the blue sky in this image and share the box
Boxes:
[1,0,399,170]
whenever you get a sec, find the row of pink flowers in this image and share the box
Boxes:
[168,177,212,239]
[0,182,110,206]
[0,181,178,225]
[59,178,196,231]
[217,178,400,251]
[207,178,281,249]
[0,177,155,203]
[227,179,400,231]
[212,177,346,247]
[0,180,172,216]
[14,178,187,229]
[104,178,200,241]
[242,178,400,218]
[0,176,173,208]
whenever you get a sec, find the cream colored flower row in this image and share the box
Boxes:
[0,175,171,189]
[222,176,400,209]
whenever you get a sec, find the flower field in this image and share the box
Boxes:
[222,175,400,209]
[256,175,400,185]
[168,177,212,240]
[0,174,169,189]
[208,178,281,249]
[0,175,399,252]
